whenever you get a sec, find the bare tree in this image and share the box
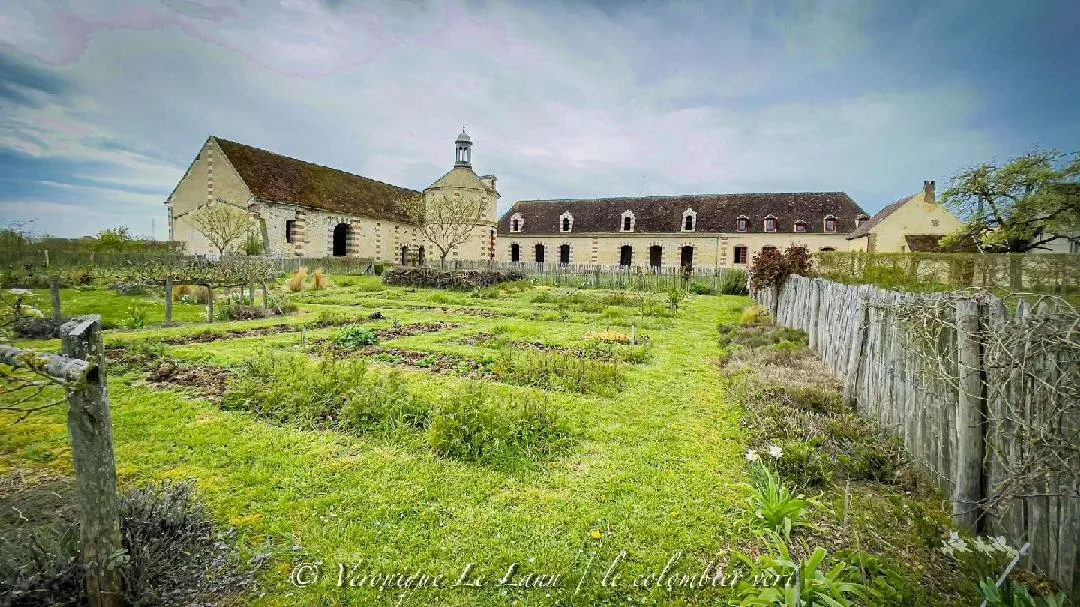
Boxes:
[401,191,488,267]
[182,199,254,256]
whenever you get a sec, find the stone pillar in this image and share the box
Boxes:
[293,210,308,257]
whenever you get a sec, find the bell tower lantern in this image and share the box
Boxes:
[454,128,472,168]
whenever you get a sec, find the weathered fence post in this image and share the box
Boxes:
[261,281,269,310]
[953,298,985,531]
[164,278,173,326]
[49,274,62,325]
[808,279,821,350]
[206,284,215,323]
[843,289,870,408]
[61,315,124,607]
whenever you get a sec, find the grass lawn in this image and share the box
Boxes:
[1,277,973,606]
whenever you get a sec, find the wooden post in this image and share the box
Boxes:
[60,316,123,607]
[49,274,62,325]
[843,289,870,408]
[953,298,985,531]
[164,278,173,326]
[808,279,821,350]
[206,284,214,323]
[261,281,269,310]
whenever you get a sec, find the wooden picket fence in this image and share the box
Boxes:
[756,275,1079,595]
[450,260,747,293]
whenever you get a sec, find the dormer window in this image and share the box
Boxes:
[620,210,636,232]
[736,216,749,232]
[764,216,777,232]
[681,208,697,232]
[855,214,868,229]
[510,213,523,233]
[559,211,574,233]
[824,215,837,233]
[793,220,807,233]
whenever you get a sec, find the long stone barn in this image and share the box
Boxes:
[166,131,500,262]
[496,193,873,269]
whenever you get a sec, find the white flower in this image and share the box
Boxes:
[745,449,760,463]
[768,445,783,460]
[973,537,994,555]
[9,288,32,296]
[941,531,970,557]
[990,536,1018,557]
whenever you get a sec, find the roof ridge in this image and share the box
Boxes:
[514,191,851,204]
[211,135,420,194]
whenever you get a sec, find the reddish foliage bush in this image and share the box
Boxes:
[749,245,815,293]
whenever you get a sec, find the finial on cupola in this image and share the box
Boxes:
[455,128,473,168]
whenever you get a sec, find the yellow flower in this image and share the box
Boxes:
[670,511,679,517]
[590,530,602,539]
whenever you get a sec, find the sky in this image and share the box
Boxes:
[0,0,1078,239]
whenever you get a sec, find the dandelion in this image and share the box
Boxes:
[745,449,760,463]
[590,530,602,539]
[767,445,783,460]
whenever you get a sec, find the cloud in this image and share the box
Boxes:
[0,0,1076,238]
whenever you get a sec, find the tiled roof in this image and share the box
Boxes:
[498,192,869,235]
[213,137,420,223]
[847,194,911,239]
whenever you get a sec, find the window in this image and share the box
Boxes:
[764,216,777,232]
[285,220,296,244]
[400,245,408,265]
[510,213,523,233]
[761,246,778,253]
[619,245,633,266]
[649,245,662,268]
[736,217,749,232]
[855,215,868,228]
[562,218,571,231]
[417,246,426,265]
[733,246,748,264]
[794,220,807,233]
[560,211,574,233]
[559,244,571,264]
[680,246,693,269]
[534,244,545,263]
[931,219,940,227]
[682,208,697,232]
[824,215,837,233]
[620,210,635,232]
[623,216,632,231]
[511,243,520,262]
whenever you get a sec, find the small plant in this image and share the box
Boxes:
[312,267,331,290]
[718,268,750,295]
[287,267,308,292]
[336,325,379,348]
[738,305,770,326]
[241,231,263,255]
[123,304,150,329]
[744,447,815,538]
[666,288,685,314]
[735,536,874,606]
[979,578,1068,607]
[688,281,713,295]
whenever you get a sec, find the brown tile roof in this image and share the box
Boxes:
[213,137,419,223]
[847,193,911,239]
[498,192,869,235]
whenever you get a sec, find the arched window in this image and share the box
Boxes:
[510,243,520,262]
[559,244,571,264]
[510,213,523,233]
[560,211,574,233]
[619,245,633,266]
[764,216,777,232]
[332,223,350,257]
[736,216,749,232]
[534,243,545,263]
[794,220,807,233]
[824,215,837,233]
[620,210,635,232]
[733,246,748,264]
[682,208,697,232]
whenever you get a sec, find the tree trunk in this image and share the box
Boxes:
[206,285,214,323]
[61,316,124,607]
[1008,254,1023,290]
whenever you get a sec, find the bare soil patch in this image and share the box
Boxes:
[144,359,232,400]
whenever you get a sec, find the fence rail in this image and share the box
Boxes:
[756,276,1080,595]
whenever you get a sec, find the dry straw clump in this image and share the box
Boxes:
[171,284,211,303]
[286,267,308,292]
[312,267,331,290]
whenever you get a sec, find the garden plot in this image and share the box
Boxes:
[2,280,988,606]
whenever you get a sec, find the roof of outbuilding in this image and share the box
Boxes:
[212,137,420,223]
[847,193,912,239]
[498,192,869,235]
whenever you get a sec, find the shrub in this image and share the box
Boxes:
[738,305,770,326]
[749,244,815,293]
[312,267,331,290]
[688,281,713,295]
[339,370,429,432]
[717,268,750,295]
[287,267,308,292]
[336,325,379,348]
[426,383,573,464]
[775,438,832,488]
[490,349,622,395]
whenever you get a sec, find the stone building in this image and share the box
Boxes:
[846,181,964,252]
[166,131,499,262]
[496,192,871,269]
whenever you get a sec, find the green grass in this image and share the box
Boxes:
[0,280,972,605]
[20,286,209,328]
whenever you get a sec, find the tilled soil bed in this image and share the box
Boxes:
[143,359,232,400]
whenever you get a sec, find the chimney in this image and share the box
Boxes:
[923,180,936,203]
[480,174,497,192]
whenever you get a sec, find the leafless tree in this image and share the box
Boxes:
[182,199,254,256]
[400,191,487,267]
